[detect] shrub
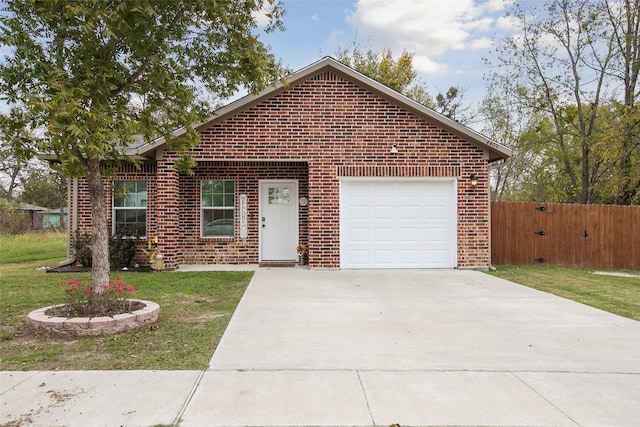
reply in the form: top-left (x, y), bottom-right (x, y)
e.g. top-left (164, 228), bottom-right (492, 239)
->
top-left (109, 231), bottom-right (137, 269)
top-left (72, 229), bottom-right (138, 268)
top-left (73, 230), bottom-right (92, 267)
top-left (57, 278), bottom-right (137, 317)
top-left (0, 200), bottom-right (30, 235)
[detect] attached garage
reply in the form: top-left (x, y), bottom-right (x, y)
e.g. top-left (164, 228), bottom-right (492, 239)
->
top-left (340, 178), bottom-right (457, 269)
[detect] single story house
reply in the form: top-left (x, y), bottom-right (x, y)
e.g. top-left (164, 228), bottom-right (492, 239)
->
top-left (67, 57), bottom-right (511, 270)
top-left (16, 203), bottom-right (48, 229)
top-left (41, 208), bottom-right (67, 229)
top-left (16, 204), bottom-right (67, 229)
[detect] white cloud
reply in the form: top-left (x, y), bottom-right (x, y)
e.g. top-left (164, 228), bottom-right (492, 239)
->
top-left (347, 0), bottom-right (511, 75)
top-left (252, 3), bottom-right (276, 28)
top-left (311, 14), bottom-right (320, 21)
top-left (467, 36), bottom-right (494, 50)
top-left (496, 14), bottom-right (520, 31)
top-left (484, 0), bottom-right (514, 13)
top-left (325, 28), bottom-right (346, 49)
top-left (412, 55), bottom-right (448, 75)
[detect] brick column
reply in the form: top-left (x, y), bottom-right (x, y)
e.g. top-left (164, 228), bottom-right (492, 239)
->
top-left (457, 161), bottom-right (490, 268)
top-left (307, 161), bottom-right (340, 269)
top-left (155, 157), bottom-right (180, 269)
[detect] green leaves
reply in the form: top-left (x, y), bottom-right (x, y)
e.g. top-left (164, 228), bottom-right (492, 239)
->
top-left (336, 45), bottom-right (416, 94)
top-left (0, 0), bottom-right (285, 176)
top-left (487, 0), bottom-right (640, 205)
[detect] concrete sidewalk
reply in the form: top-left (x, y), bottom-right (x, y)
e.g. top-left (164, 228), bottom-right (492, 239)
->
top-left (2, 268), bottom-right (640, 426)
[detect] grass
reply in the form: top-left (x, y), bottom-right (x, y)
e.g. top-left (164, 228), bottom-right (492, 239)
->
top-left (488, 265), bottom-right (640, 321)
top-left (0, 232), bottom-right (67, 264)
top-left (0, 259), bottom-right (252, 371)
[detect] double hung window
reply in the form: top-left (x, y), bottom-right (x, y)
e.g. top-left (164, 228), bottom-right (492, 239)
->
top-left (201, 180), bottom-right (234, 237)
top-left (113, 181), bottom-right (147, 236)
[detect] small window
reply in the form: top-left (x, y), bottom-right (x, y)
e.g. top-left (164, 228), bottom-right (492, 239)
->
top-left (113, 181), bottom-right (147, 237)
top-left (201, 180), bottom-right (234, 237)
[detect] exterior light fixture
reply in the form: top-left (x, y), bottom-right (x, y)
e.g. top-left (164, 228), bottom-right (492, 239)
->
top-left (470, 174), bottom-right (478, 189)
top-left (390, 144), bottom-right (398, 153)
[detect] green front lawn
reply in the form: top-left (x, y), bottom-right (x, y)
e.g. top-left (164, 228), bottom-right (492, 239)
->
top-left (0, 260), bottom-right (252, 370)
top-left (488, 265), bottom-right (640, 321)
top-left (0, 232), bottom-right (67, 264)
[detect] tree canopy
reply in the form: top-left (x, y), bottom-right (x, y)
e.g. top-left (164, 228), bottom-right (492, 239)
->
top-left (335, 44), bottom-right (471, 123)
top-left (0, 0), bottom-right (286, 288)
top-left (486, 0), bottom-right (640, 204)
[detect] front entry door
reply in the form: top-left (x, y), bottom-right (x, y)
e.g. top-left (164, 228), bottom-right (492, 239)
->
top-left (260, 180), bottom-right (298, 262)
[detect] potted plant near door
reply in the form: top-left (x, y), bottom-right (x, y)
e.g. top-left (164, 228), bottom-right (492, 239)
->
top-left (297, 244), bottom-right (308, 266)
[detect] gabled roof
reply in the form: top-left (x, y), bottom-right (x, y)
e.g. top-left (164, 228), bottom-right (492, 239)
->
top-left (17, 203), bottom-right (48, 212)
top-left (136, 57), bottom-right (512, 162)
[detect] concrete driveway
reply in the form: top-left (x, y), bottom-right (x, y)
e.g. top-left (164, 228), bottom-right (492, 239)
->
top-left (183, 268), bottom-right (640, 427)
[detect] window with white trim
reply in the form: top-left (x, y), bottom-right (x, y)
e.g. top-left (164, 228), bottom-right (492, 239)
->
top-left (201, 180), bottom-right (234, 237)
top-left (113, 180), bottom-right (147, 236)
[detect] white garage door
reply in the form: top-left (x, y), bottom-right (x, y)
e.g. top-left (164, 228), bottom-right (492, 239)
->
top-left (340, 179), bottom-right (457, 269)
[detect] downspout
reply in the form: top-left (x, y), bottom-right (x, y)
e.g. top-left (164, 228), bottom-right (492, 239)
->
top-left (59, 177), bottom-right (78, 267)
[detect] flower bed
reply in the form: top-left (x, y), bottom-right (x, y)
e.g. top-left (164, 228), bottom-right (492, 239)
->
top-left (28, 299), bottom-right (160, 337)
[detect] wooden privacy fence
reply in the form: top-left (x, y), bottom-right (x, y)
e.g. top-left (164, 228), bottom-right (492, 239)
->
top-left (491, 201), bottom-right (640, 270)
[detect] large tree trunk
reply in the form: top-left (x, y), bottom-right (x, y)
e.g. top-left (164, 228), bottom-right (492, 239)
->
top-left (86, 158), bottom-right (110, 293)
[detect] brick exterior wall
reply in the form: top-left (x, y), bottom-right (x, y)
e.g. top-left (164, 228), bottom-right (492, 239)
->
top-left (75, 69), bottom-right (490, 269)
top-left (74, 163), bottom-right (157, 267)
top-left (178, 161), bottom-right (308, 265)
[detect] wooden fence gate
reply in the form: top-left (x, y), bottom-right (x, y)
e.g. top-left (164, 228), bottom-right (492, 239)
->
top-left (491, 201), bottom-right (640, 270)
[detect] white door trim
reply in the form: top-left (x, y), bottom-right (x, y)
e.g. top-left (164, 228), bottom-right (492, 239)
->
top-left (259, 180), bottom-right (299, 262)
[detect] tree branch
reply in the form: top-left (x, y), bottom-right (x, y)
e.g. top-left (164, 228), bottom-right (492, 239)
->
top-left (109, 5), bottom-right (187, 98)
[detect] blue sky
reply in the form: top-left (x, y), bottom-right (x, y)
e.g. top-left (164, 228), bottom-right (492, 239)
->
top-left (0, 0), bottom-right (523, 126)
top-left (256, 0), bottom-right (521, 120)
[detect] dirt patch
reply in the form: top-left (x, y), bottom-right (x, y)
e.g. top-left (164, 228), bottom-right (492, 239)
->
top-left (46, 389), bottom-right (77, 404)
top-left (593, 271), bottom-right (640, 279)
top-left (0, 387), bottom-right (84, 427)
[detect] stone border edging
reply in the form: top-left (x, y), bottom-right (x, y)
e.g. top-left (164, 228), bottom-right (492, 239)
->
top-left (28, 299), bottom-right (160, 337)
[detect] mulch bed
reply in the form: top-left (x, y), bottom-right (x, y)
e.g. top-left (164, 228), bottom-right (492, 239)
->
top-left (44, 300), bottom-right (146, 317)
top-left (46, 265), bottom-right (154, 273)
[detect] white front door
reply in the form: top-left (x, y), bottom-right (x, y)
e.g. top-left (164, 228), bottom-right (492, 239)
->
top-left (260, 180), bottom-right (299, 262)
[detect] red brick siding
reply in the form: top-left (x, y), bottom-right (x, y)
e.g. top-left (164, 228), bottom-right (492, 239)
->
top-left (75, 163), bottom-right (157, 267)
top-left (178, 161), bottom-right (308, 265)
top-left (155, 156), bottom-right (181, 267)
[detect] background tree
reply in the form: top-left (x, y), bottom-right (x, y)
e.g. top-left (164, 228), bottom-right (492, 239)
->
top-left (0, 0), bottom-right (285, 290)
top-left (335, 45), bottom-right (415, 93)
top-left (0, 126), bottom-right (33, 201)
top-left (17, 162), bottom-right (67, 211)
top-left (434, 86), bottom-right (471, 124)
top-left (604, 0), bottom-right (640, 204)
top-left (481, 77), bottom-right (542, 201)
top-left (488, 0), bottom-right (640, 204)
top-left (0, 139), bottom-right (25, 202)
top-left (336, 44), bottom-right (472, 123)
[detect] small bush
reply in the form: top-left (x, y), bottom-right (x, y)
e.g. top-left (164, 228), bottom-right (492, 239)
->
top-left (72, 229), bottom-right (138, 268)
top-left (109, 231), bottom-right (137, 269)
top-left (0, 200), bottom-right (30, 235)
top-left (56, 278), bottom-right (137, 317)
top-left (73, 230), bottom-right (92, 267)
